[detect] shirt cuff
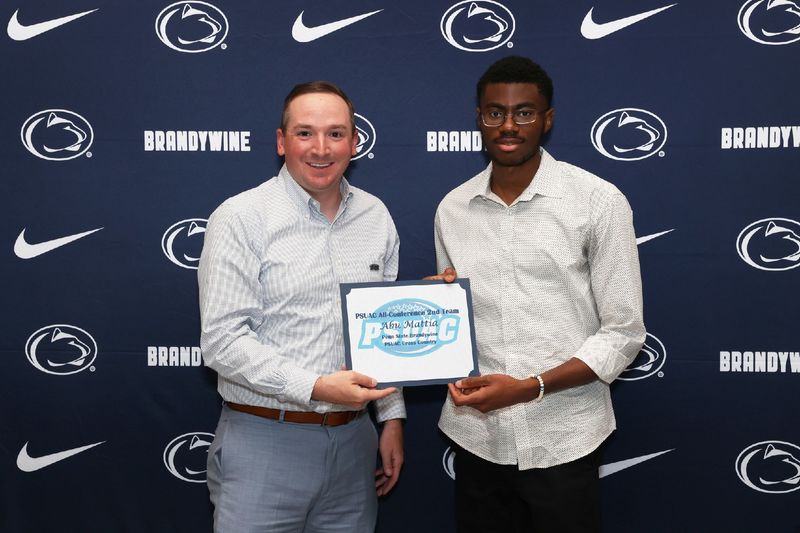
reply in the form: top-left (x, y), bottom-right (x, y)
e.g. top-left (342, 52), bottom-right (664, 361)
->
top-left (573, 343), bottom-right (634, 384)
top-left (373, 388), bottom-right (406, 422)
top-left (281, 366), bottom-right (321, 407)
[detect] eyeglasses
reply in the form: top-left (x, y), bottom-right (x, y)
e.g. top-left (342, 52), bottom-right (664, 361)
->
top-left (479, 108), bottom-right (544, 127)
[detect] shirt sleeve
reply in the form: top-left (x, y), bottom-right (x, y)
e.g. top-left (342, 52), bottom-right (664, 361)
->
top-left (373, 213), bottom-right (407, 421)
top-left (573, 190), bottom-right (646, 383)
top-left (434, 207), bottom-right (453, 273)
top-left (198, 202), bottom-right (319, 406)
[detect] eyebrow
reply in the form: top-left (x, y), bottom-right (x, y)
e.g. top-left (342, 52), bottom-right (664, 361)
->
top-left (291, 123), bottom-right (349, 130)
top-left (482, 102), bottom-right (539, 109)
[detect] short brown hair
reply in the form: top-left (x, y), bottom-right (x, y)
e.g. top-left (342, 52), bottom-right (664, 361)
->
top-left (280, 81), bottom-right (356, 133)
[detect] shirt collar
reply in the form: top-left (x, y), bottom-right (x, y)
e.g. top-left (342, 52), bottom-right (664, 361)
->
top-left (469, 148), bottom-right (564, 204)
top-left (278, 164), bottom-right (353, 219)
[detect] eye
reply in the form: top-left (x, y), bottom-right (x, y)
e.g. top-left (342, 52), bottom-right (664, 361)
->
top-left (515, 109), bottom-right (535, 119)
top-left (329, 130), bottom-right (345, 139)
top-left (295, 130), bottom-right (311, 138)
top-left (486, 109), bottom-right (504, 119)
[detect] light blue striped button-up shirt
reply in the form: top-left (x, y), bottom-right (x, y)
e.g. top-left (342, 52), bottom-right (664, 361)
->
top-left (199, 165), bottom-right (405, 422)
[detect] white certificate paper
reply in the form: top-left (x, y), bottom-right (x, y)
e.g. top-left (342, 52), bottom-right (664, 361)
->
top-left (340, 279), bottom-right (479, 387)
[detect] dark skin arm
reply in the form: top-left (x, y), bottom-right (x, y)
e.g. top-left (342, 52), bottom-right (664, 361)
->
top-left (425, 268), bottom-right (599, 413)
top-left (448, 357), bottom-right (598, 413)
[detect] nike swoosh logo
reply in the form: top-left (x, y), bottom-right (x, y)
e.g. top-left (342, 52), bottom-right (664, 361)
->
top-left (7, 8), bottom-right (98, 41)
top-left (17, 441), bottom-right (105, 472)
top-left (600, 449), bottom-right (674, 478)
top-left (636, 229), bottom-right (674, 245)
top-left (581, 4), bottom-right (676, 40)
top-left (14, 227), bottom-right (103, 259)
top-left (292, 9), bottom-right (383, 43)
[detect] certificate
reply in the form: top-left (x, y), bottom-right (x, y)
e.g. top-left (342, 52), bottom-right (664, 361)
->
top-left (340, 279), bottom-right (479, 387)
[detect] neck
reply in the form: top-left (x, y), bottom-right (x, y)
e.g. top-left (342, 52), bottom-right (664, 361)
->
top-left (489, 150), bottom-right (542, 205)
top-left (314, 189), bottom-right (342, 222)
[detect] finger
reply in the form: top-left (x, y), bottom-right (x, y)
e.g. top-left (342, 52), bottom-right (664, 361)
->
top-left (375, 473), bottom-right (388, 492)
top-left (423, 267), bottom-right (457, 282)
top-left (362, 387), bottom-right (396, 402)
top-left (349, 371), bottom-right (378, 388)
top-left (456, 386), bottom-right (485, 407)
top-left (379, 470), bottom-right (400, 495)
top-left (447, 383), bottom-right (463, 399)
top-left (455, 376), bottom-right (487, 389)
top-left (449, 384), bottom-right (473, 406)
top-left (377, 458), bottom-right (402, 496)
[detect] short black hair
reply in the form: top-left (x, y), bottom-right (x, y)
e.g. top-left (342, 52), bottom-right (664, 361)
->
top-left (281, 81), bottom-right (355, 133)
top-left (477, 56), bottom-right (553, 107)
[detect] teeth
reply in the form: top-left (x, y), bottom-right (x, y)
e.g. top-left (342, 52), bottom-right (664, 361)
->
top-left (308, 162), bottom-right (330, 168)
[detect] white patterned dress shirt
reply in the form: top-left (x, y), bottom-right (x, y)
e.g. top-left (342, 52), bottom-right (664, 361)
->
top-left (199, 165), bottom-right (405, 422)
top-left (435, 149), bottom-right (645, 469)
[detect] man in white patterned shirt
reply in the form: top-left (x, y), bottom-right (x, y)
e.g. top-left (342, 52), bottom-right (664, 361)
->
top-left (198, 81), bottom-right (405, 532)
top-left (430, 57), bottom-right (645, 532)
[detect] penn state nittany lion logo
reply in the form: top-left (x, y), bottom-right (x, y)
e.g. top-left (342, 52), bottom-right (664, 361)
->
top-left (441, 1), bottom-right (515, 52)
top-left (618, 332), bottom-right (666, 381)
top-left (21, 110), bottom-right (93, 161)
top-left (353, 113), bottom-right (377, 161)
top-left (25, 324), bottom-right (98, 375)
top-left (738, 0), bottom-right (800, 45)
top-left (442, 447), bottom-right (457, 480)
top-left (737, 218), bottom-right (800, 271)
top-left (736, 441), bottom-right (800, 493)
top-left (161, 218), bottom-right (207, 270)
top-left (156, 2), bottom-right (228, 53)
top-left (591, 108), bottom-right (667, 161)
top-left (163, 432), bottom-right (214, 483)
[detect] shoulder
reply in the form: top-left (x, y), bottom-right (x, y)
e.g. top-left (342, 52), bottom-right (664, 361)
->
top-left (437, 167), bottom-right (486, 216)
top-left (348, 183), bottom-right (394, 221)
top-left (208, 178), bottom-right (278, 230)
top-left (550, 156), bottom-right (627, 208)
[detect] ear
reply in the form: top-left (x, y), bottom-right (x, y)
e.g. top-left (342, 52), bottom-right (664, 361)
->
top-left (350, 130), bottom-right (358, 157)
top-left (276, 128), bottom-right (285, 156)
top-left (543, 108), bottom-right (554, 134)
top-left (475, 106), bottom-right (481, 128)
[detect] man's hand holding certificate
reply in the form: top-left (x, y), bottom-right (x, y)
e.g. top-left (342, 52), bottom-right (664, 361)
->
top-left (340, 279), bottom-right (478, 387)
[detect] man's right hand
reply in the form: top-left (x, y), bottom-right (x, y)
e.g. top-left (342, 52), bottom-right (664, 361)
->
top-left (311, 371), bottom-right (397, 409)
top-left (423, 266), bottom-right (457, 282)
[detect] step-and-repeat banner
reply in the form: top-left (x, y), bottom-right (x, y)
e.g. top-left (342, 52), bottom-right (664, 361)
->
top-left (2, 1), bottom-right (798, 531)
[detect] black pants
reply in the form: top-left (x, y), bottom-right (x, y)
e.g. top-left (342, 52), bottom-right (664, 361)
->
top-left (454, 445), bottom-right (602, 533)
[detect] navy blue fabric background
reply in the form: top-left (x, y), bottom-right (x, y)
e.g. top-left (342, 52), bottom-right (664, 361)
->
top-left (2, 1), bottom-right (799, 531)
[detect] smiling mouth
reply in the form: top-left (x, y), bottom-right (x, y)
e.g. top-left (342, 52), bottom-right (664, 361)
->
top-left (306, 162), bottom-right (333, 169)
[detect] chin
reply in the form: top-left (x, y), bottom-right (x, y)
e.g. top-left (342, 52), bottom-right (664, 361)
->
top-left (492, 154), bottom-right (529, 167)
top-left (492, 149), bottom-right (537, 167)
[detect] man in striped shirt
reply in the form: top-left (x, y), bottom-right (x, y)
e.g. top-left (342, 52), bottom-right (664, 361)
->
top-left (199, 81), bottom-right (405, 532)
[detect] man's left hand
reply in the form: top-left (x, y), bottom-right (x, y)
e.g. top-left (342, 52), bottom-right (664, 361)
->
top-left (448, 374), bottom-right (535, 413)
top-left (375, 418), bottom-right (404, 496)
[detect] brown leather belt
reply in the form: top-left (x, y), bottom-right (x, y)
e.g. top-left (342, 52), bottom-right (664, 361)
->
top-left (226, 402), bottom-right (364, 427)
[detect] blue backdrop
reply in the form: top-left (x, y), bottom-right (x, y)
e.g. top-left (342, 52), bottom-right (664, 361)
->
top-left (2, 1), bottom-right (799, 531)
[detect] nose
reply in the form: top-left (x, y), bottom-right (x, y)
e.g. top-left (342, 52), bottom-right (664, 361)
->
top-left (500, 113), bottom-right (518, 131)
top-left (311, 133), bottom-right (329, 155)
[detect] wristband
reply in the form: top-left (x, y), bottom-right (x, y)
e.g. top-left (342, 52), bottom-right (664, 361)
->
top-left (529, 374), bottom-right (544, 402)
